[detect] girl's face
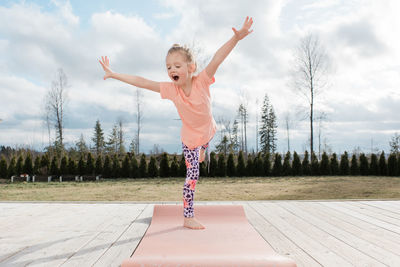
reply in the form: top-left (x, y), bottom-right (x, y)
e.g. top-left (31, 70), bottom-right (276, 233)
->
top-left (166, 52), bottom-right (195, 86)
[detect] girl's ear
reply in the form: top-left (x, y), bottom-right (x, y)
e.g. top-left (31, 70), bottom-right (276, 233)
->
top-left (189, 63), bottom-right (197, 73)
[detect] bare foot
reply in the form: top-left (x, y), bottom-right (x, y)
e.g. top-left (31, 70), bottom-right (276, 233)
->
top-left (199, 148), bottom-right (205, 163)
top-left (184, 217), bottom-right (205, 230)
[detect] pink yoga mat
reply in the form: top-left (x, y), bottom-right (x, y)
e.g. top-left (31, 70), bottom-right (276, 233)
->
top-left (122, 205), bottom-right (297, 267)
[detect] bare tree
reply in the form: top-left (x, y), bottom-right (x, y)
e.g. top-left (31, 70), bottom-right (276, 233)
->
top-left (284, 112), bottom-right (292, 153)
top-left (117, 117), bottom-right (126, 155)
top-left (134, 88), bottom-right (144, 155)
top-left (292, 34), bottom-right (330, 154)
top-left (44, 68), bottom-right (69, 155)
top-left (316, 111), bottom-right (328, 159)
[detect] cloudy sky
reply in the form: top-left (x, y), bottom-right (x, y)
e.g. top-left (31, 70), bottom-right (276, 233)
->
top-left (0, 0), bottom-right (399, 155)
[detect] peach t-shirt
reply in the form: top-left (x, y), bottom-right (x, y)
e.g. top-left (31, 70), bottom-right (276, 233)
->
top-left (160, 69), bottom-right (217, 149)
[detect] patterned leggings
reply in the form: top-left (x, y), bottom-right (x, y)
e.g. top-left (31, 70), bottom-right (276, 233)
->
top-left (182, 141), bottom-right (209, 218)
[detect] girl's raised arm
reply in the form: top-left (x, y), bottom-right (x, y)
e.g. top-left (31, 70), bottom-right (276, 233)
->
top-left (99, 56), bottom-right (160, 93)
top-left (205, 16), bottom-right (253, 79)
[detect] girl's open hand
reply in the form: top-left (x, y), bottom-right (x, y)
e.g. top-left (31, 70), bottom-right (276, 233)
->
top-left (232, 16), bottom-right (254, 41)
top-left (99, 56), bottom-right (114, 80)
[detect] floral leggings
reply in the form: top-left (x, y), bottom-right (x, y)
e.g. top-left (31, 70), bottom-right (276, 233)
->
top-left (182, 141), bottom-right (209, 218)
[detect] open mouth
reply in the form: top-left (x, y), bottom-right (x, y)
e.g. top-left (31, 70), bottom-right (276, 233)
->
top-left (172, 75), bottom-right (179, 81)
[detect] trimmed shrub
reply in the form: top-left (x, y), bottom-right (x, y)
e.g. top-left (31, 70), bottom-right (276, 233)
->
top-left (77, 156), bottom-right (86, 176)
top-left (359, 153), bottom-right (369, 175)
top-left (378, 151), bottom-right (387, 176)
top-left (50, 156), bottom-right (60, 176)
top-left (86, 153), bottom-right (95, 175)
top-left (387, 153), bottom-right (398, 176)
top-left (369, 153), bottom-right (379, 175)
top-left (121, 154), bottom-right (131, 178)
top-left (148, 156), bottom-right (159, 178)
top-left (245, 154), bottom-right (254, 177)
top-left (350, 154), bottom-right (359, 175)
top-left (310, 152), bottom-right (319, 175)
top-left (139, 154), bottom-right (148, 178)
top-left (95, 155), bottom-right (103, 176)
top-left (0, 156), bottom-right (7, 178)
top-left (302, 151), bottom-right (311, 176)
top-left (236, 151), bottom-right (246, 177)
top-left (23, 153), bottom-right (33, 175)
top-left (292, 151), bottom-right (302, 176)
top-left (263, 152), bottom-right (271, 176)
top-left (60, 156), bottom-right (68, 175)
top-left (330, 153), bottom-right (339, 175)
top-left (340, 152), bottom-right (350, 175)
top-left (226, 152), bottom-right (236, 177)
top-left (209, 152), bottom-right (217, 177)
top-left (103, 155), bottom-right (112, 178)
top-left (170, 155), bottom-right (179, 177)
top-left (217, 153), bottom-right (226, 177)
top-left (319, 152), bottom-right (330, 175)
top-left (282, 152), bottom-right (291, 176)
top-left (159, 152), bottom-right (169, 177)
top-left (254, 152), bottom-right (264, 177)
top-left (272, 153), bottom-right (282, 176)
top-left (68, 157), bottom-right (76, 175)
top-left (130, 154), bottom-right (139, 178)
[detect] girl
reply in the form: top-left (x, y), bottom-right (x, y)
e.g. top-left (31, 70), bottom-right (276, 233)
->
top-left (99, 16), bottom-right (253, 230)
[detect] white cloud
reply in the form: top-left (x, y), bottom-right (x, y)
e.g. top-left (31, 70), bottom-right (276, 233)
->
top-left (0, 0), bottom-right (399, 154)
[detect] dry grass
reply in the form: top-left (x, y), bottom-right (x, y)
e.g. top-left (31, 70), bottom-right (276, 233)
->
top-left (1, 176), bottom-right (400, 201)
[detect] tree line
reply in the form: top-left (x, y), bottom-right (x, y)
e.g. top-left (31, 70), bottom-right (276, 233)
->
top-left (1, 150), bottom-right (399, 179)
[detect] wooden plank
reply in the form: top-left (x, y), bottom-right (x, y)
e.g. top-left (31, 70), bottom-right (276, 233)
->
top-left (92, 204), bottom-right (154, 267)
top-left (0, 203), bottom-right (142, 266)
top-left (245, 202), bottom-right (321, 267)
top-left (361, 201), bottom-right (400, 216)
top-left (320, 202), bottom-right (400, 235)
top-left (279, 201), bottom-right (395, 266)
top-left (60, 204), bottom-right (146, 266)
top-left (253, 202), bottom-right (352, 266)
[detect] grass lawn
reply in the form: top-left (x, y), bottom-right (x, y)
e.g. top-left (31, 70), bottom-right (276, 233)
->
top-left (1, 176), bottom-right (400, 201)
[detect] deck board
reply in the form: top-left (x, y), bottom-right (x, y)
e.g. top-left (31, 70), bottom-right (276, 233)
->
top-left (1, 200), bottom-right (400, 267)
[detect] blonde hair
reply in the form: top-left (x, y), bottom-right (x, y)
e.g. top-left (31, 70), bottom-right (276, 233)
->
top-left (167, 44), bottom-right (197, 72)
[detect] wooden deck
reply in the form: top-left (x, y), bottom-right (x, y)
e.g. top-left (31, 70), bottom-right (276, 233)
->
top-left (0, 200), bottom-right (399, 266)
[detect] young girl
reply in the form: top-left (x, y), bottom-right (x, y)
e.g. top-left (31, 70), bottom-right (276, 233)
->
top-left (99, 16), bottom-right (253, 230)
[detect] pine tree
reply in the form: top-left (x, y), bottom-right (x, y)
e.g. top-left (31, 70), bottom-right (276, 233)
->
top-left (292, 151), bottom-right (302, 176)
top-left (227, 152), bottom-right (236, 177)
top-left (209, 152), bottom-right (218, 177)
top-left (282, 152), bottom-right (291, 176)
top-left (95, 155), bottom-right (103, 176)
top-left (230, 119), bottom-right (240, 153)
top-left (217, 153), bottom-right (227, 177)
top-left (263, 152), bottom-right (271, 176)
top-left (319, 152), bottom-right (330, 175)
top-left (68, 157), bottom-right (76, 175)
top-left (121, 154), bottom-right (131, 178)
top-left (92, 119), bottom-right (105, 155)
top-left (0, 156), bottom-right (7, 178)
top-left (76, 134), bottom-right (88, 156)
top-left (170, 155), bottom-right (179, 178)
top-left (302, 151), bottom-right (311, 176)
top-left (272, 153), bottom-right (282, 176)
top-left (340, 152), bottom-right (350, 175)
top-left (103, 155), bottom-right (112, 178)
top-left (350, 154), bottom-right (359, 175)
top-left (215, 135), bottom-right (229, 156)
top-left (387, 153), bottom-right (397, 176)
top-left (200, 161), bottom-right (207, 177)
top-left (139, 153), bottom-right (148, 178)
top-left (77, 155), bottom-right (86, 176)
top-left (236, 151), bottom-right (246, 177)
top-left (86, 152), bottom-right (95, 175)
top-left (148, 156), bottom-right (158, 178)
top-left (106, 124), bottom-right (119, 154)
top-left (310, 152), bottom-right (319, 176)
top-left (359, 153), bottom-right (369, 175)
top-left (159, 152), bottom-right (170, 177)
top-left (60, 156), bottom-right (68, 175)
top-left (259, 94), bottom-right (277, 154)
top-left (369, 153), bottom-right (379, 175)
top-left (330, 153), bottom-right (339, 175)
top-left (379, 151), bottom-right (387, 176)
top-left (23, 153), bottom-right (33, 175)
top-left (112, 154), bottom-right (120, 178)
